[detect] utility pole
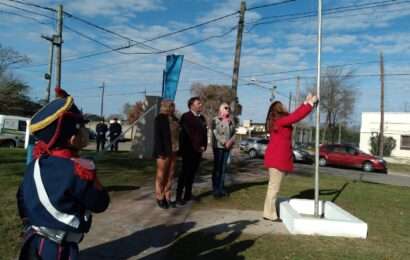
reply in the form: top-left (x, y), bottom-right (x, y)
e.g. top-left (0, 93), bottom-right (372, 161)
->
top-left (269, 85), bottom-right (277, 102)
top-left (99, 82), bottom-right (105, 119)
top-left (55, 4), bottom-right (63, 91)
top-left (379, 52), bottom-right (385, 157)
top-left (41, 35), bottom-right (56, 103)
top-left (288, 91), bottom-right (293, 111)
top-left (295, 76), bottom-right (301, 108)
top-left (293, 76), bottom-right (301, 144)
top-left (338, 123), bottom-right (342, 144)
top-left (231, 1), bottom-right (246, 116)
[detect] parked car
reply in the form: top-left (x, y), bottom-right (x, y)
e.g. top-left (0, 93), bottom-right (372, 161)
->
top-left (293, 148), bottom-right (314, 164)
top-left (88, 128), bottom-right (97, 140)
top-left (0, 114), bottom-right (29, 148)
top-left (319, 144), bottom-right (387, 173)
top-left (240, 137), bottom-right (268, 158)
top-left (241, 137), bottom-right (314, 163)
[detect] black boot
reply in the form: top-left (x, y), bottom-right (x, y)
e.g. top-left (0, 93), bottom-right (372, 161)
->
top-left (162, 199), bottom-right (169, 209)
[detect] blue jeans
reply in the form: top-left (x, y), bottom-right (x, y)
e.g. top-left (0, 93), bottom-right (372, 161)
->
top-left (212, 148), bottom-right (230, 195)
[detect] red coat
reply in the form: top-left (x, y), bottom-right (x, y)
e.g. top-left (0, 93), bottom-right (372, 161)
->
top-left (264, 103), bottom-right (313, 172)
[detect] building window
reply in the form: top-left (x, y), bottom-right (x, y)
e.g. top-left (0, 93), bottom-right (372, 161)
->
top-left (18, 121), bottom-right (27, 132)
top-left (400, 135), bottom-right (410, 150)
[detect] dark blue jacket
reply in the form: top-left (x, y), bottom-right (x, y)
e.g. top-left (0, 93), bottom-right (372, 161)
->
top-left (17, 154), bottom-right (110, 234)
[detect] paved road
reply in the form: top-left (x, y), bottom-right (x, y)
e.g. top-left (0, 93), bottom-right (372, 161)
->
top-left (294, 163), bottom-right (410, 187)
top-left (233, 155), bottom-right (410, 187)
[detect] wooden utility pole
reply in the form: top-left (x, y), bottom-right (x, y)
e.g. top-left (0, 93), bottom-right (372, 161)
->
top-left (41, 35), bottom-right (56, 103)
top-left (231, 1), bottom-right (246, 115)
top-left (379, 52), bottom-right (385, 157)
top-left (99, 82), bottom-right (105, 119)
top-left (55, 4), bottom-right (63, 90)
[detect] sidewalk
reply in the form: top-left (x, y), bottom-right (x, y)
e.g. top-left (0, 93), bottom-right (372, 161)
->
top-left (79, 170), bottom-right (287, 259)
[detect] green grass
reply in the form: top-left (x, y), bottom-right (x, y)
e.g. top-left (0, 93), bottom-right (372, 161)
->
top-left (0, 148), bottom-right (156, 260)
top-left (388, 163), bottom-right (410, 175)
top-left (2, 149), bottom-right (410, 259)
top-left (175, 171), bottom-right (410, 259)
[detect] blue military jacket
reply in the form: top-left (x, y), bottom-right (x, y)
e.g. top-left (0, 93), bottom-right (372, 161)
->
top-left (17, 151), bottom-right (110, 234)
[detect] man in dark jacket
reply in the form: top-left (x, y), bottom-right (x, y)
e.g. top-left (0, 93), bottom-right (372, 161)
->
top-left (95, 120), bottom-right (108, 152)
top-left (176, 97), bottom-right (207, 205)
top-left (109, 118), bottom-right (122, 152)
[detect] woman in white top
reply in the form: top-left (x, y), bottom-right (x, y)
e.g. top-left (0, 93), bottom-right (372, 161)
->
top-left (211, 103), bottom-right (235, 197)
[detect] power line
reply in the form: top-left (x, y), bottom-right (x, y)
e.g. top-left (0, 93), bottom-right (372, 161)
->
top-left (122, 26), bottom-right (238, 55)
top-left (0, 1), bottom-right (54, 20)
top-left (247, 0), bottom-right (296, 11)
top-left (4, 0), bottom-right (56, 12)
top-left (246, 0), bottom-right (410, 30)
top-left (255, 72), bottom-right (410, 84)
top-left (242, 60), bottom-right (381, 78)
top-left (64, 10), bottom-right (236, 54)
top-left (242, 58), bottom-right (410, 78)
top-left (251, 0), bottom-right (407, 24)
top-left (0, 9), bottom-right (49, 25)
top-left (140, 11), bottom-right (239, 43)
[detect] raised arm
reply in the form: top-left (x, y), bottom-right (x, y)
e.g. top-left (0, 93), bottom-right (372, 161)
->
top-left (275, 103), bottom-right (313, 127)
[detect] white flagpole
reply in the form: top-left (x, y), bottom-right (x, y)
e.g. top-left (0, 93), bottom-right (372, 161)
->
top-left (314, 0), bottom-right (323, 217)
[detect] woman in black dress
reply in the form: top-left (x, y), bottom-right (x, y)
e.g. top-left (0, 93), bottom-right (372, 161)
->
top-left (153, 100), bottom-right (180, 208)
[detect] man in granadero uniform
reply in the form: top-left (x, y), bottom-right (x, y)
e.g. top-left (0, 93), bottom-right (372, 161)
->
top-left (95, 120), bottom-right (108, 152)
top-left (17, 87), bottom-right (110, 260)
top-left (109, 118), bottom-right (122, 152)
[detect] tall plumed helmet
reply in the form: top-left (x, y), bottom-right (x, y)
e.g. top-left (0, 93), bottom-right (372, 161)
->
top-left (30, 87), bottom-right (87, 153)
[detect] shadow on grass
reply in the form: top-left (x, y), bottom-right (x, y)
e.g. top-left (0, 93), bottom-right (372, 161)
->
top-left (291, 182), bottom-right (350, 203)
top-left (195, 180), bottom-right (268, 201)
top-left (80, 222), bottom-right (196, 260)
top-left (105, 185), bottom-right (140, 192)
top-left (80, 220), bottom-right (256, 260)
top-left (144, 220), bottom-right (257, 260)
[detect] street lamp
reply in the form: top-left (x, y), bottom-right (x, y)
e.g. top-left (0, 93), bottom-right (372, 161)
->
top-left (247, 78), bottom-right (277, 102)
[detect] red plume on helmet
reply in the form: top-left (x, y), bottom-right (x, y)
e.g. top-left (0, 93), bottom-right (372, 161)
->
top-left (55, 86), bottom-right (69, 98)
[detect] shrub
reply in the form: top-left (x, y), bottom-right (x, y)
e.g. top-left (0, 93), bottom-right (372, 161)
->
top-left (370, 134), bottom-right (396, 156)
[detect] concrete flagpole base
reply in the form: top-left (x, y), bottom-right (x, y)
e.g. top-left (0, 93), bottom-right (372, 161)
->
top-left (280, 199), bottom-right (368, 239)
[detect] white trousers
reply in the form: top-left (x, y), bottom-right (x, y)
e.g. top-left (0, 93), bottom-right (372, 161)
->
top-left (263, 168), bottom-right (284, 220)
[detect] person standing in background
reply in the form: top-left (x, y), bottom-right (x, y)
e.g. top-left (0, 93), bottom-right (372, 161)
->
top-left (95, 120), bottom-right (108, 152)
top-left (176, 97), bottom-right (207, 205)
top-left (211, 103), bottom-right (235, 198)
top-left (153, 100), bottom-right (180, 209)
top-left (109, 118), bottom-right (122, 152)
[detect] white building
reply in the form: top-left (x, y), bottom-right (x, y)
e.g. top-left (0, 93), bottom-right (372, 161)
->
top-left (360, 112), bottom-right (410, 158)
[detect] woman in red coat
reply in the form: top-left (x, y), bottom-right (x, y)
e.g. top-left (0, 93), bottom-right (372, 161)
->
top-left (263, 93), bottom-right (317, 221)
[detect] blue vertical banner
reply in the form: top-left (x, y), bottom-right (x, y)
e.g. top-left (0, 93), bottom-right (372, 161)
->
top-left (162, 54), bottom-right (184, 101)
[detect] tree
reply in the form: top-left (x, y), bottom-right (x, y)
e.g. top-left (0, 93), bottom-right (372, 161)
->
top-left (191, 83), bottom-right (236, 125)
top-left (0, 75), bottom-right (41, 116)
top-left (0, 44), bottom-right (30, 75)
top-left (0, 45), bottom-right (39, 116)
top-left (124, 101), bottom-right (145, 124)
top-left (308, 68), bottom-right (357, 144)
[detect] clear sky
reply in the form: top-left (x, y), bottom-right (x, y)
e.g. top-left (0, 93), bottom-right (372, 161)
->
top-left (1, 0), bottom-right (410, 125)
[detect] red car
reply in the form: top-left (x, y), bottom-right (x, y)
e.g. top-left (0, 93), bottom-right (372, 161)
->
top-left (319, 144), bottom-right (387, 173)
